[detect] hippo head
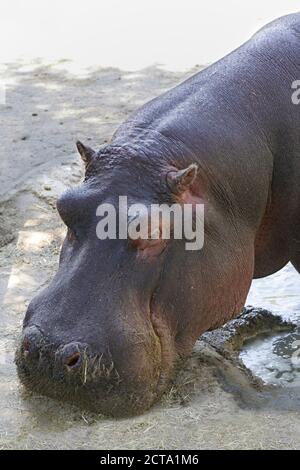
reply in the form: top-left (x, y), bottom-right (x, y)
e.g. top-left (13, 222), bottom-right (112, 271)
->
top-left (15, 140), bottom-right (239, 416)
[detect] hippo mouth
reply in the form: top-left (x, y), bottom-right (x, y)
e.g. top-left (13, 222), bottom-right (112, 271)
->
top-left (15, 310), bottom-right (175, 417)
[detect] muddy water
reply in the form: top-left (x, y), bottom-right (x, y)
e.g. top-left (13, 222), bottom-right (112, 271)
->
top-left (242, 265), bottom-right (300, 388)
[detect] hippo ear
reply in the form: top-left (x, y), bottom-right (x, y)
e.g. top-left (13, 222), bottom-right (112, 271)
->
top-left (76, 141), bottom-right (96, 165)
top-left (166, 164), bottom-right (198, 194)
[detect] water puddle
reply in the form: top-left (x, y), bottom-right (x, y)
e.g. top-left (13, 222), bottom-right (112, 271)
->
top-left (241, 263), bottom-right (300, 386)
top-left (241, 330), bottom-right (300, 387)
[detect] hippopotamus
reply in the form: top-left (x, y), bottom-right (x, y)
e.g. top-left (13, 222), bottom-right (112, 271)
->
top-left (16, 13), bottom-right (300, 416)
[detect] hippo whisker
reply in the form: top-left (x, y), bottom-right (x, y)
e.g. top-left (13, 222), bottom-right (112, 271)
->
top-left (90, 353), bottom-right (104, 380)
top-left (114, 368), bottom-right (121, 384)
top-left (89, 354), bottom-right (100, 379)
top-left (82, 351), bottom-right (88, 385)
top-left (105, 361), bottom-right (115, 379)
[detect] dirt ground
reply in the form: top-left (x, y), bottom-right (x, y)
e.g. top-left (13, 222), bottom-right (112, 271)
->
top-left (1, 60), bottom-right (300, 450)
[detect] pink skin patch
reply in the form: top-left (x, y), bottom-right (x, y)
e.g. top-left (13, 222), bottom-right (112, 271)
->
top-left (178, 187), bottom-right (204, 207)
top-left (130, 165), bottom-right (204, 260)
top-left (166, 165), bottom-right (204, 207)
top-left (130, 222), bottom-right (167, 260)
top-left (131, 194), bottom-right (203, 261)
top-left (134, 238), bottom-right (168, 260)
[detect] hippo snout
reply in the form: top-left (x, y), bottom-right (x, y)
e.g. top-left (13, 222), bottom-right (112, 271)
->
top-left (15, 320), bottom-right (165, 417)
top-left (17, 327), bottom-right (116, 384)
top-left (22, 329), bottom-right (84, 369)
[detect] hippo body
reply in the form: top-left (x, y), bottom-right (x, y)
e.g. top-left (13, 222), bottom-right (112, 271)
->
top-left (16, 13), bottom-right (300, 416)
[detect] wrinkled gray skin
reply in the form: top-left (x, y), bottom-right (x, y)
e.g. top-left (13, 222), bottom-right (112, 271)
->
top-left (16, 14), bottom-right (300, 416)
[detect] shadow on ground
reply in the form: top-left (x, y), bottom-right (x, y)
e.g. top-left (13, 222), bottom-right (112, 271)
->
top-left (0, 60), bottom-right (197, 196)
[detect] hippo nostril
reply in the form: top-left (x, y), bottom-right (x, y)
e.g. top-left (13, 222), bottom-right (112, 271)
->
top-left (65, 352), bottom-right (81, 368)
top-left (21, 325), bottom-right (43, 357)
top-left (58, 342), bottom-right (86, 369)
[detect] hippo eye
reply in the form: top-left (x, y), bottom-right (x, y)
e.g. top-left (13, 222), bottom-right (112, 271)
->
top-left (129, 236), bottom-right (167, 259)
